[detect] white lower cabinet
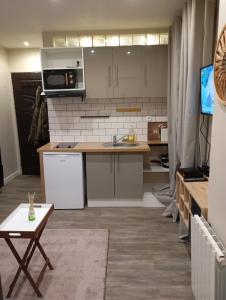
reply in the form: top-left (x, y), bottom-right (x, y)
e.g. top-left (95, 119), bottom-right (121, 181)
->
top-left (43, 152), bottom-right (84, 209)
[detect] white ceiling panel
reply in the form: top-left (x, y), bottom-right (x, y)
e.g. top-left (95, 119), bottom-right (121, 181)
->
top-left (0, 0), bottom-right (186, 48)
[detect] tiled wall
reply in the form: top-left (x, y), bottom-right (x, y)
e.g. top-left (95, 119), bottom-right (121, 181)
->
top-left (47, 97), bottom-right (167, 142)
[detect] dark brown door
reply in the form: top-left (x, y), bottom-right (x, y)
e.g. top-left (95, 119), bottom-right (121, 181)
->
top-left (11, 73), bottom-right (49, 175)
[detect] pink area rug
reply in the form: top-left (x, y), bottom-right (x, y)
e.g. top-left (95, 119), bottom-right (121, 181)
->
top-left (0, 229), bottom-right (108, 299)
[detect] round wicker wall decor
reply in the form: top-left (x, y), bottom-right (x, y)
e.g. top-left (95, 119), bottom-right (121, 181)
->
top-left (214, 24), bottom-right (226, 105)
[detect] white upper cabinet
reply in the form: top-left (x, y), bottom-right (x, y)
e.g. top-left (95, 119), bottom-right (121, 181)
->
top-left (84, 47), bottom-right (113, 98)
top-left (40, 47), bottom-right (85, 93)
top-left (142, 45), bottom-right (168, 97)
top-left (83, 45), bottom-right (168, 99)
top-left (113, 46), bottom-right (143, 98)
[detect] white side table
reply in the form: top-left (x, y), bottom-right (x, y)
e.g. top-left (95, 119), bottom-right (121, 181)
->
top-left (0, 203), bottom-right (54, 298)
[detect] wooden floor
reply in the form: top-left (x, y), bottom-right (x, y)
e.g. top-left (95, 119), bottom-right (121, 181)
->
top-left (0, 176), bottom-right (194, 300)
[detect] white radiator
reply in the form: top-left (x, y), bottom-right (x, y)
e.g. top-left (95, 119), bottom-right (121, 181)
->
top-left (191, 215), bottom-right (226, 300)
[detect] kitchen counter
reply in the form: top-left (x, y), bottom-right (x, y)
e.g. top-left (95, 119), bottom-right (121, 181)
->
top-left (37, 142), bottom-right (150, 153)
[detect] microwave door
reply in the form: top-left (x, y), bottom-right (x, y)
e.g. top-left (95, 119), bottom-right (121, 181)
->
top-left (43, 70), bottom-right (76, 90)
top-left (45, 74), bottom-right (66, 90)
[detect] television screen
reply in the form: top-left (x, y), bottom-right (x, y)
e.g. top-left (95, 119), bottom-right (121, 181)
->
top-left (200, 64), bottom-right (214, 115)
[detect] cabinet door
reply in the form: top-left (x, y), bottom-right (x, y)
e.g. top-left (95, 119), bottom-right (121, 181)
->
top-left (114, 153), bottom-right (143, 199)
top-left (84, 47), bottom-right (113, 98)
top-left (142, 45), bottom-right (168, 97)
top-left (113, 46), bottom-right (142, 98)
top-left (86, 153), bottom-right (114, 199)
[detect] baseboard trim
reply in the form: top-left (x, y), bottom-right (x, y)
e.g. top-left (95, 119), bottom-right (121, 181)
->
top-left (4, 170), bottom-right (20, 185)
top-left (88, 195), bottom-right (165, 208)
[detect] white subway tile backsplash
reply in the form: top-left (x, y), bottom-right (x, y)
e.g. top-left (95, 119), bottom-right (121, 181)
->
top-left (59, 98), bottom-right (73, 105)
top-left (99, 123), bottom-right (111, 129)
top-left (67, 130), bottom-right (81, 135)
top-left (94, 129), bottom-right (106, 136)
top-left (76, 136), bottom-right (87, 142)
top-left (55, 130), bottom-right (68, 135)
top-left (91, 104), bottom-right (104, 110)
top-left (81, 130), bottom-right (93, 136)
top-left (67, 104), bottom-right (79, 110)
top-left (62, 135), bottom-right (75, 142)
top-left (48, 117), bottom-right (55, 124)
top-left (105, 104), bottom-right (116, 110)
top-left (74, 123), bottom-right (86, 130)
top-left (86, 135), bottom-right (100, 142)
top-left (78, 104), bottom-right (92, 110)
top-left (106, 129), bottom-right (117, 135)
top-left (53, 104), bottom-right (67, 111)
top-left (60, 111), bottom-right (74, 117)
top-left (135, 129), bottom-right (143, 135)
top-left (118, 129), bottom-right (129, 135)
top-left (136, 122), bottom-right (147, 129)
top-left (47, 97), bottom-right (167, 143)
top-left (99, 136), bottom-right (112, 142)
top-left (111, 123), bottom-right (124, 129)
top-left (50, 135), bottom-right (63, 142)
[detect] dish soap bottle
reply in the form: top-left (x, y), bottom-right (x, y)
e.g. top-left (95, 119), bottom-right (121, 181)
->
top-left (128, 125), bottom-right (135, 143)
top-left (28, 192), bottom-right (36, 221)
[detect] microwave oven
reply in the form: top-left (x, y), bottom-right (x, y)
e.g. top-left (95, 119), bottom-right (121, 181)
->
top-left (42, 69), bottom-right (77, 91)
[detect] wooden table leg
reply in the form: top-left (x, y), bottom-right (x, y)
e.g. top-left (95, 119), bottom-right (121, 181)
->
top-left (6, 239), bottom-right (34, 298)
top-left (37, 242), bottom-right (54, 270)
top-left (5, 238), bottom-right (42, 298)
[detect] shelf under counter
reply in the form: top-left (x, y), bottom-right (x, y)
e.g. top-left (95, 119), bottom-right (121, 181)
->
top-left (148, 140), bottom-right (168, 146)
top-left (143, 165), bottom-right (169, 173)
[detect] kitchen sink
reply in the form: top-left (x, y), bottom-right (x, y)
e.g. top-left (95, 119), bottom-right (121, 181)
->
top-left (103, 142), bottom-right (139, 147)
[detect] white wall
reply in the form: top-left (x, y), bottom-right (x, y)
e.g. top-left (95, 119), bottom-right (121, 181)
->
top-left (7, 48), bottom-right (41, 72)
top-left (208, 0), bottom-right (226, 245)
top-left (0, 48), bottom-right (20, 182)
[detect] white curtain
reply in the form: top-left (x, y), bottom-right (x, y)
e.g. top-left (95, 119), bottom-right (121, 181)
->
top-left (153, 17), bottom-right (182, 221)
top-left (154, 0), bottom-right (216, 223)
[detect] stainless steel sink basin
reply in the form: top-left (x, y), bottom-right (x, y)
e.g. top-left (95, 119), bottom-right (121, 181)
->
top-left (103, 142), bottom-right (139, 147)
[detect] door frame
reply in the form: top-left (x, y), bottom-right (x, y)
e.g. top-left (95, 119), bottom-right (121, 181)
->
top-left (11, 72), bottom-right (44, 176)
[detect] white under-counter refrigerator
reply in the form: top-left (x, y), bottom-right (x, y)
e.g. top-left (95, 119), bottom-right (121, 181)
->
top-left (43, 152), bottom-right (84, 209)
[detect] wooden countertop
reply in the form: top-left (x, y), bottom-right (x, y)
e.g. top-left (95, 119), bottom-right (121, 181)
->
top-left (37, 142), bottom-right (150, 153)
top-left (184, 180), bottom-right (208, 211)
top-left (177, 172), bottom-right (208, 210)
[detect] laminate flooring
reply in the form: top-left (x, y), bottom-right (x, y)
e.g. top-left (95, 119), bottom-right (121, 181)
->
top-left (0, 176), bottom-right (194, 300)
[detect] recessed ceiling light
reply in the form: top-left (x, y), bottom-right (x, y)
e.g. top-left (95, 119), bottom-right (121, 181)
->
top-left (24, 41), bottom-right (29, 47)
top-left (90, 49), bottom-right (95, 54)
top-left (126, 51), bottom-right (131, 55)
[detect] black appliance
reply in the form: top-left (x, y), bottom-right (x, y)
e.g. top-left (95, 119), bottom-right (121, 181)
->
top-left (178, 168), bottom-right (208, 182)
top-left (43, 69), bottom-right (77, 90)
top-left (55, 142), bottom-right (78, 149)
top-left (0, 148), bottom-right (3, 188)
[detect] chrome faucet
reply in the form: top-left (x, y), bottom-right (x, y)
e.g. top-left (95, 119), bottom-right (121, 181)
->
top-left (113, 135), bottom-right (128, 146)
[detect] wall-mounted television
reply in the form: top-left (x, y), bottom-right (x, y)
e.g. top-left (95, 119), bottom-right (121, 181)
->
top-left (200, 64), bottom-right (214, 115)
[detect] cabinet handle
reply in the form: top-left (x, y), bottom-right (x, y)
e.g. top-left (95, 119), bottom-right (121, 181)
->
top-left (116, 65), bottom-right (119, 86)
top-left (110, 154), bottom-right (113, 173)
top-left (144, 64), bottom-right (148, 87)
top-left (117, 154), bottom-right (120, 173)
top-left (115, 65), bottom-right (119, 87)
top-left (108, 66), bottom-right (112, 87)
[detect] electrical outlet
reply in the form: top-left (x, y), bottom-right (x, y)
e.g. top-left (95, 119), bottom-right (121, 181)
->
top-left (146, 116), bottom-right (153, 122)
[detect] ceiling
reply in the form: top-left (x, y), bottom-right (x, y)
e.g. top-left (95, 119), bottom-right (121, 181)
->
top-left (0, 0), bottom-right (186, 48)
